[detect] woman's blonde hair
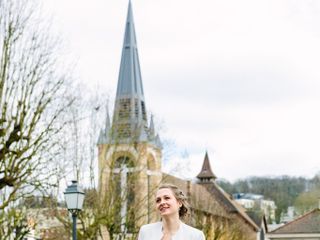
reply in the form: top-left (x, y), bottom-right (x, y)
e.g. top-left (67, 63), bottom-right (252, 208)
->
top-left (158, 183), bottom-right (190, 219)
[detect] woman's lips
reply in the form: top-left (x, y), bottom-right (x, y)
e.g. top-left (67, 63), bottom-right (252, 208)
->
top-left (159, 206), bottom-right (169, 212)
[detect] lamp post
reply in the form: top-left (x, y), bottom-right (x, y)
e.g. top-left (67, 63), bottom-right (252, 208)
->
top-left (64, 180), bottom-right (85, 240)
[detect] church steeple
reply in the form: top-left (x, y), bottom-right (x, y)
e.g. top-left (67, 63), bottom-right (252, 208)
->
top-left (98, 2), bottom-right (163, 228)
top-left (197, 151), bottom-right (217, 183)
top-left (112, 0), bottom-right (148, 141)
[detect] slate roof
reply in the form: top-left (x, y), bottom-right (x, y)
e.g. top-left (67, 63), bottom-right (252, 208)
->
top-left (247, 211), bottom-right (268, 232)
top-left (116, 0), bottom-right (144, 99)
top-left (203, 181), bottom-right (260, 231)
top-left (270, 208), bottom-right (320, 234)
top-left (105, 1), bottom-right (161, 147)
top-left (111, 0), bottom-right (147, 140)
top-left (204, 182), bottom-right (238, 213)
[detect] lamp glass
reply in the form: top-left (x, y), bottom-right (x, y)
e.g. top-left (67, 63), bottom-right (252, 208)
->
top-left (64, 180), bottom-right (85, 211)
top-left (65, 193), bottom-right (79, 210)
top-left (77, 193), bottom-right (85, 210)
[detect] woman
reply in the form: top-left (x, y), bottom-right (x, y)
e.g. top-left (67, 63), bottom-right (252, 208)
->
top-left (138, 183), bottom-right (205, 240)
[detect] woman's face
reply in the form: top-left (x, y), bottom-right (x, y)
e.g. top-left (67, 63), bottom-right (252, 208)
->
top-left (155, 188), bottom-right (182, 218)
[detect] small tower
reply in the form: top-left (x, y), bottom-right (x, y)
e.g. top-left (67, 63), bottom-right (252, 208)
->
top-left (98, 0), bottom-right (162, 231)
top-left (197, 151), bottom-right (217, 183)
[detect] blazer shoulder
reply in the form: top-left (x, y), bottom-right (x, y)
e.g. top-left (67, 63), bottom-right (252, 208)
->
top-left (182, 223), bottom-right (205, 239)
top-left (140, 222), bottom-right (162, 233)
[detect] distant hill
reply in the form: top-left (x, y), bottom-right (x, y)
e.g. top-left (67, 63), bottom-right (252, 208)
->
top-left (217, 174), bottom-right (320, 223)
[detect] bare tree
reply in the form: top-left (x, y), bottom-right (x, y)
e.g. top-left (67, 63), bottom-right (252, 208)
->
top-left (0, 0), bottom-right (73, 238)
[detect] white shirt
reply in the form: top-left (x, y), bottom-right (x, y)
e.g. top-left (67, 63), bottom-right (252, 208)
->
top-left (138, 221), bottom-right (205, 240)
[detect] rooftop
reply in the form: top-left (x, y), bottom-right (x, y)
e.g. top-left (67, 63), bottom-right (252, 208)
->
top-left (270, 208), bottom-right (320, 234)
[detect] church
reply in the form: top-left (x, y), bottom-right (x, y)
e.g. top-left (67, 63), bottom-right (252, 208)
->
top-left (97, 1), bottom-right (261, 239)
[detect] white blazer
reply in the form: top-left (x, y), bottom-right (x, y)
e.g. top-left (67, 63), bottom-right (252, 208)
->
top-left (138, 221), bottom-right (205, 240)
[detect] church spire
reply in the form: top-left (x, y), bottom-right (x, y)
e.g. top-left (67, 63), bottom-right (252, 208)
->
top-left (112, 1), bottom-right (148, 141)
top-left (97, 104), bottom-right (111, 145)
top-left (116, 0), bottom-right (144, 99)
top-left (197, 151), bottom-right (217, 183)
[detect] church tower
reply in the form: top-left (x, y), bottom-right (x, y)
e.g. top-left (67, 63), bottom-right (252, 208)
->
top-left (97, 0), bottom-right (162, 231)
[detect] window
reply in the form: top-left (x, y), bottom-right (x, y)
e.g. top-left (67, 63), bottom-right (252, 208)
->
top-left (118, 99), bottom-right (131, 119)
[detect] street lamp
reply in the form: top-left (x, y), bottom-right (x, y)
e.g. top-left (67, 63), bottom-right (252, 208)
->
top-left (64, 180), bottom-right (85, 240)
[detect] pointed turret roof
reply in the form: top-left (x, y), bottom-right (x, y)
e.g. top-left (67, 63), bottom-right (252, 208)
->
top-left (97, 105), bottom-right (111, 144)
top-left (197, 152), bottom-right (217, 181)
top-left (112, 1), bottom-right (148, 141)
top-left (149, 115), bottom-right (155, 137)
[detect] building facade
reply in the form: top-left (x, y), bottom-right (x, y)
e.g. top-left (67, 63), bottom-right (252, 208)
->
top-left (234, 193), bottom-right (277, 223)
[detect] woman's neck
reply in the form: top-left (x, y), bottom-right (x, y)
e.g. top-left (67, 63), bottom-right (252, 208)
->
top-left (162, 215), bottom-right (181, 235)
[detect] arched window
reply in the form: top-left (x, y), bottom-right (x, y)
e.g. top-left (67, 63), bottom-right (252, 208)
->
top-left (147, 156), bottom-right (156, 171)
top-left (115, 156), bottom-right (132, 168)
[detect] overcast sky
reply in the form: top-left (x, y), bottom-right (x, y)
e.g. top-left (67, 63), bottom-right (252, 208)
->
top-left (43, 0), bottom-right (320, 182)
